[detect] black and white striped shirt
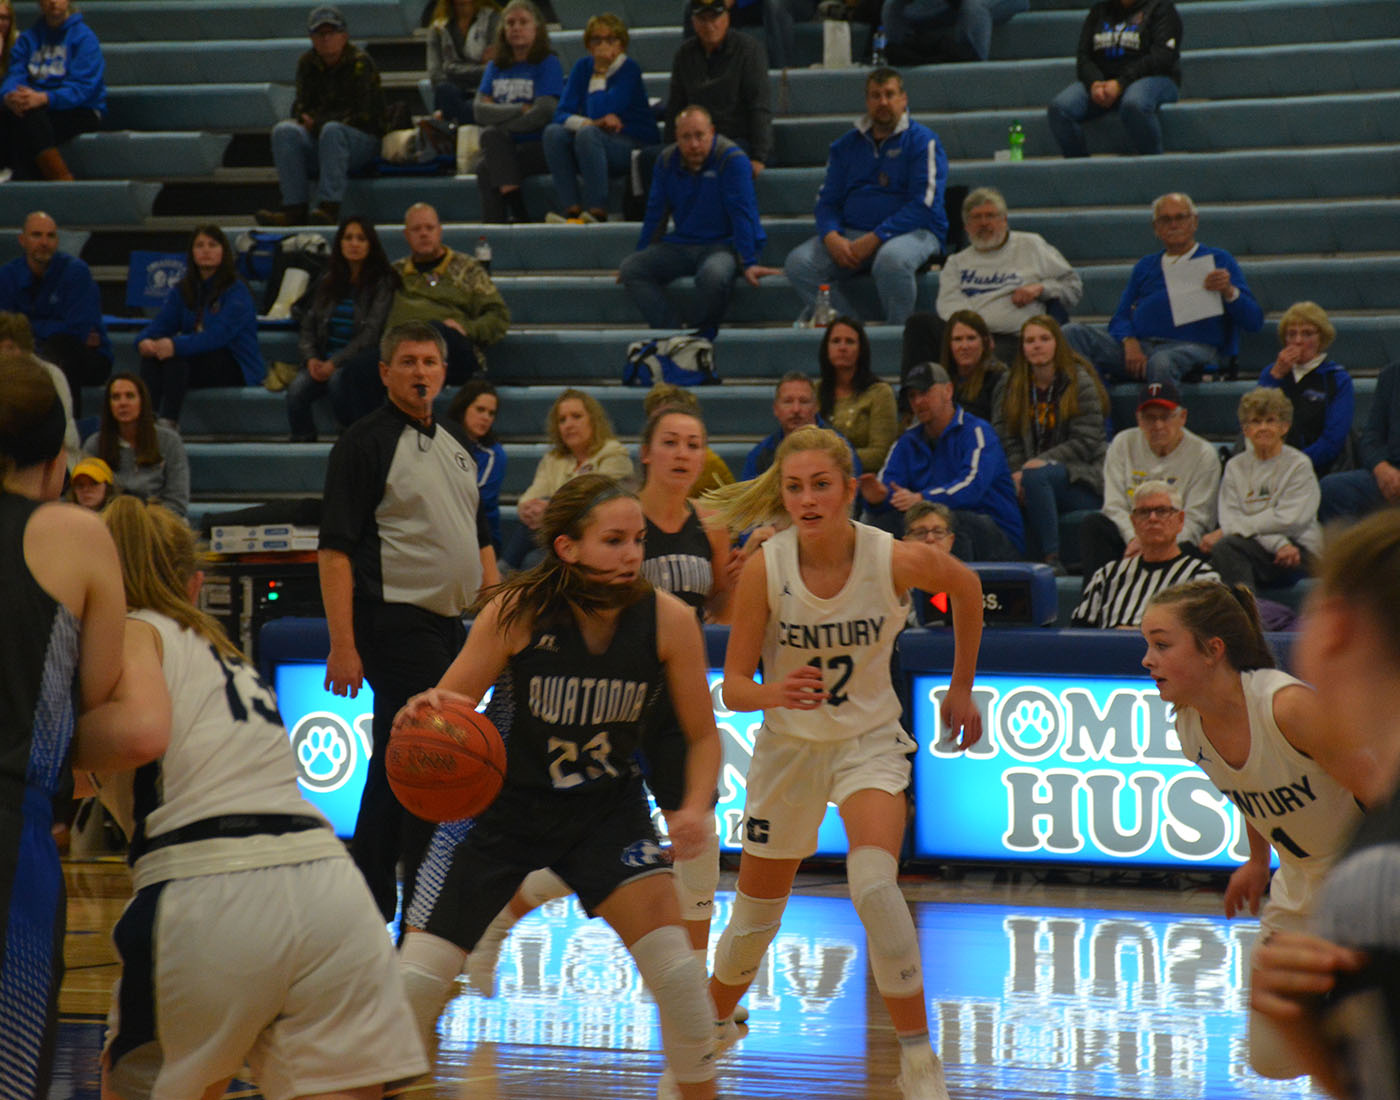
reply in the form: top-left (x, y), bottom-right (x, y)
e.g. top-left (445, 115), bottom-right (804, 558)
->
top-left (1071, 549), bottom-right (1218, 629)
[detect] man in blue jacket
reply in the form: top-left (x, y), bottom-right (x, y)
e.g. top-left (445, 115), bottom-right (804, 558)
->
top-left (784, 68), bottom-right (947, 326)
top-left (618, 105), bottom-right (779, 340)
top-left (859, 362), bottom-right (1024, 560)
top-left (1063, 191), bottom-right (1263, 384)
top-left (0, 211), bottom-right (111, 415)
top-left (0, 0), bottom-right (106, 180)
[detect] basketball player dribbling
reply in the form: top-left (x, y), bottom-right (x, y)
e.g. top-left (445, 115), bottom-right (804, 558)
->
top-left (94, 498), bottom-right (427, 1100)
top-left (1140, 579), bottom-right (1377, 1081)
top-left (701, 426), bottom-right (985, 1100)
top-left (396, 474), bottom-right (725, 1100)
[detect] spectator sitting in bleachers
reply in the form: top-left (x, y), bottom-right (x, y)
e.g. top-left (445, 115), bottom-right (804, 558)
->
top-left (1256, 300), bottom-right (1355, 477)
top-left (1078, 378), bottom-right (1220, 585)
top-left (1047, 0), bottom-right (1182, 158)
top-left (0, 211), bottom-right (111, 416)
top-left (427, 0), bottom-right (501, 126)
top-left (742, 371), bottom-right (861, 480)
top-left (990, 314), bottom-right (1108, 574)
top-left (502, 387), bottom-right (633, 569)
top-left (642, 382), bottom-right (734, 497)
top-left (859, 361), bottom-right (1023, 560)
top-left (619, 106), bottom-right (778, 341)
top-left (905, 187), bottom-right (1082, 366)
top-left (1071, 480), bottom-right (1218, 629)
top-left (783, 67), bottom-right (946, 327)
top-left (473, 0), bottom-right (564, 224)
top-left (542, 13), bottom-right (657, 225)
top-left (256, 5), bottom-right (386, 227)
top-left (1320, 360), bottom-right (1400, 525)
top-left (82, 372), bottom-right (190, 518)
top-left (67, 454), bottom-right (114, 511)
top-left (0, 2), bottom-right (13, 79)
top-left (816, 315), bottom-right (897, 475)
top-left (386, 202), bottom-right (509, 383)
top-left (680, 0), bottom-right (797, 71)
top-left (0, 0), bottom-right (105, 181)
top-left (666, 0), bottom-right (772, 174)
top-left (0, 312), bottom-right (80, 468)
top-left (1062, 192), bottom-right (1263, 384)
top-left (881, 0), bottom-right (1028, 65)
top-left (136, 225), bottom-right (263, 429)
top-left (447, 378), bottom-right (507, 550)
top-left (286, 216), bottom-right (400, 442)
top-left (1199, 386), bottom-right (1321, 592)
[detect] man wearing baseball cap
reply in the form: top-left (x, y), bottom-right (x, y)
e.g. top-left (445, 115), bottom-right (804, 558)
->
top-left (256, 5), bottom-right (387, 227)
top-left (1077, 377), bottom-right (1221, 583)
top-left (859, 361), bottom-right (1023, 560)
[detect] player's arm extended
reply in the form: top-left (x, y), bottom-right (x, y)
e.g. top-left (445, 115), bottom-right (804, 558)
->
top-left (398, 595), bottom-right (519, 724)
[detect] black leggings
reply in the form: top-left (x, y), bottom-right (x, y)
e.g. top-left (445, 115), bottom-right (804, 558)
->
top-left (1, 106), bottom-right (101, 170)
top-left (140, 349), bottom-right (245, 423)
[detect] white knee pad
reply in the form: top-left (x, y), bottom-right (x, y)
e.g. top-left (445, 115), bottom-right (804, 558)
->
top-left (712, 890), bottom-right (788, 987)
top-left (673, 830), bottom-right (720, 923)
top-left (399, 931), bottom-right (467, 1050)
top-left (630, 926), bottom-right (716, 1085)
top-left (519, 867), bottom-right (572, 908)
top-left (848, 846), bottom-right (922, 998)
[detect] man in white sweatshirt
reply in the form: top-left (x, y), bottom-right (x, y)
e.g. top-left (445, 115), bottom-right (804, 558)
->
top-left (918, 186), bottom-right (1082, 363)
top-left (1078, 377), bottom-right (1221, 583)
top-left (1201, 386), bottom-right (1322, 591)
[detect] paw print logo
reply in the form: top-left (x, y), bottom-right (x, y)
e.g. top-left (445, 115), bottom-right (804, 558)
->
top-left (290, 712), bottom-right (358, 792)
top-left (998, 687), bottom-right (1060, 760)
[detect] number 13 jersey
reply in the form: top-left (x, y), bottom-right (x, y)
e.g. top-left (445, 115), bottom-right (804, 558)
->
top-left (759, 523), bottom-right (908, 743)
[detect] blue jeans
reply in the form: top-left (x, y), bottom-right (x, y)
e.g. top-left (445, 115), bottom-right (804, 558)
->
top-left (1062, 321), bottom-right (1219, 385)
top-left (284, 346), bottom-right (383, 440)
top-left (785, 229), bottom-right (939, 326)
top-left (619, 242), bottom-right (740, 339)
top-left (270, 119), bottom-right (380, 206)
top-left (881, 0), bottom-right (1028, 61)
top-left (1046, 76), bottom-right (1180, 157)
top-left (542, 123), bottom-right (639, 213)
top-left (1020, 462), bottom-right (1101, 559)
top-left (1319, 469), bottom-right (1386, 523)
top-left (433, 81), bottom-right (476, 125)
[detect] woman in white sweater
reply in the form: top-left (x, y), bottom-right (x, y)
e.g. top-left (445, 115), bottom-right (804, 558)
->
top-left (502, 387), bottom-right (632, 568)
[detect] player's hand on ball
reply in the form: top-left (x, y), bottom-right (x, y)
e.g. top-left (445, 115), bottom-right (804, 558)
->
top-left (394, 688), bottom-right (478, 732)
top-left (774, 664), bottom-right (827, 710)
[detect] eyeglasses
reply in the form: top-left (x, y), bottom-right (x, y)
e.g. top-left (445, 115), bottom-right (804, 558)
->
top-left (1154, 213), bottom-right (1194, 225)
top-left (1245, 415), bottom-right (1286, 426)
top-left (587, 33), bottom-right (620, 44)
top-left (1130, 506), bottom-right (1179, 520)
top-left (904, 524), bottom-right (953, 541)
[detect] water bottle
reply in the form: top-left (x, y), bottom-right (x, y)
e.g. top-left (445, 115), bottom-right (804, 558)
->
top-left (812, 284), bottom-right (834, 328)
top-left (871, 25), bottom-right (887, 66)
top-left (474, 234), bottom-right (492, 272)
top-left (1008, 121), bottom-right (1025, 162)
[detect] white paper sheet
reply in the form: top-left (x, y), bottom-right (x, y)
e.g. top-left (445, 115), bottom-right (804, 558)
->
top-left (1163, 255), bottom-right (1224, 327)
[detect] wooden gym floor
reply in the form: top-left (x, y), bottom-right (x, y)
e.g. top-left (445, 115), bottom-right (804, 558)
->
top-left (54, 859), bottom-right (1325, 1100)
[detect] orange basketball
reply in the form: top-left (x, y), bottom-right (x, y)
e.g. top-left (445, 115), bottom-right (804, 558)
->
top-left (387, 698), bottom-right (506, 823)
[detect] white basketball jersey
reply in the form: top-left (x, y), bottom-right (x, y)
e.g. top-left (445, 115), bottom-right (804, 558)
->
top-left (1175, 668), bottom-right (1363, 915)
top-left (127, 611), bottom-right (340, 887)
top-left (758, 523), bottom-right (908, 743)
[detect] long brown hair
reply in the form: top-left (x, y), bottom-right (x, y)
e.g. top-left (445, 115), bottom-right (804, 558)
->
top-left (96, 373), bottom-right (162, 468)
top-left (940, 309), bottom-right (999, 403)
top-left (103, 497), bottom-right (242, 661)
top-left (0, 1), bottom-right (16, 66)
top-left (547, 387), bottom-right (615, 457)
top-left (639, 404), bottom-right (707, 487)
top-left (0, 355), bottom-right (60, 481)
top-left (492, 0), bottom-right (553, 65)
top-left (1147, 579), bottom-right (1276, 672)
top-left (480, 474), bottom-right (651, 634)
top-left (1313, 509), bottom-right (1400, 665)
top-left (1000, 314), bottom-right (1107, 439)
top-left (177, 225), bottom-right (240, 308)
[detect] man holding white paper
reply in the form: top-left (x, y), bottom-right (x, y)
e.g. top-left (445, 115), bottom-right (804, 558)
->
top-left (1063, 192), bottom-right (1262, 383)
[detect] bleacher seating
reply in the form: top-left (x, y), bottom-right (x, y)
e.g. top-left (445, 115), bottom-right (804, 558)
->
top-left (5, 0), bottom-right (1397, 626)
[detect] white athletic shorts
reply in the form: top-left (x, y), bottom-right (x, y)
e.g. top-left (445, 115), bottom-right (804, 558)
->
top-left (740, 722), bottom-right (915, 860)
top-left (105, 855), bottom-right (427, 1100)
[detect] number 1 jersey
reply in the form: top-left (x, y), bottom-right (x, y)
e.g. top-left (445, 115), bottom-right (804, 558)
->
top-left (758, 524), bottom-right (908, 743)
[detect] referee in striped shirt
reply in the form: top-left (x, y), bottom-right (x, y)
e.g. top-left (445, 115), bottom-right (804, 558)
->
top-left (1071, 479), bottom-right (1218, 628)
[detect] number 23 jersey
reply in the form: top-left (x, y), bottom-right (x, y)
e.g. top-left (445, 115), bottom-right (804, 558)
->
top-left (759, 523), bottom-right (908, 743)
top-left (488, 592), bottom-right (663, 792)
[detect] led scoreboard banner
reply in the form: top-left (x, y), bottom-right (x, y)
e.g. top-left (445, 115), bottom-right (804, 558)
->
top-left (262, 618), bottom-right (1294, 872)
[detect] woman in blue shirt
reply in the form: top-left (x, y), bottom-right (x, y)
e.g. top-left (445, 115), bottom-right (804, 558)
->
top-left (472, 0), bottom-right (564, 223)
top-left (0, 0), bottom-right (106, 180)
top-left (136, 225), bottom-right (263, 428)
top-left (448, 378), bottom-right (508, 549)
top-left (542, 13), bottom-right (657, 224)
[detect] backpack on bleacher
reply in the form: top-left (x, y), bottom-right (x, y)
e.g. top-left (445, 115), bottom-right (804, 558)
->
top-left (235, 229), bottom-right (290, 282)
top-left (623, 334), bottom-right (719, 387)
